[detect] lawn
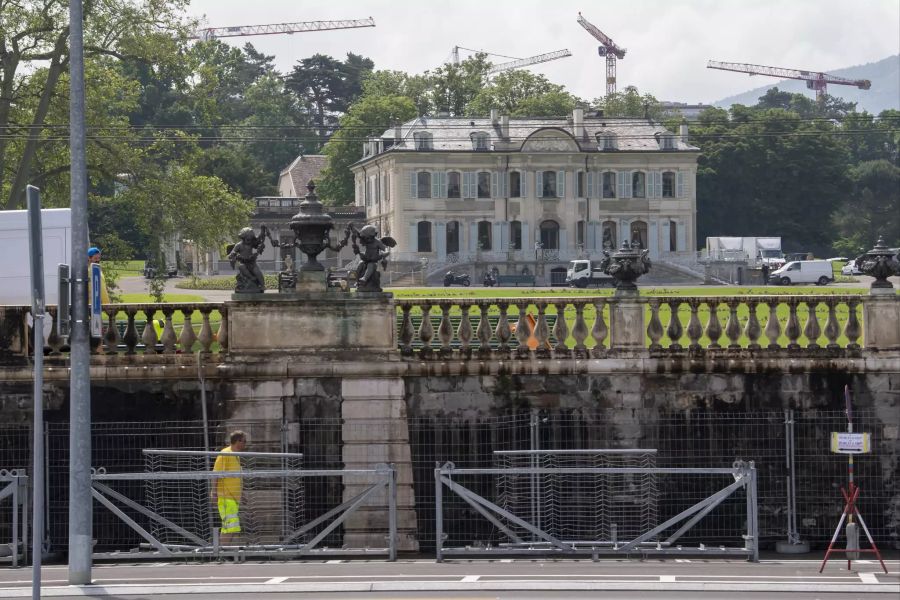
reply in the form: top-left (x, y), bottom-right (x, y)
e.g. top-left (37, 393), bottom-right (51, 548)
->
top-left (107, 260), bottom-right (145, 278)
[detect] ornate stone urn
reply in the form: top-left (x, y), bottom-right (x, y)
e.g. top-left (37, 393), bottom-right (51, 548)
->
top-left (859, 237), bottom-right (900, 290)
top-left (289, 181), bottom-right (336, 272)
top-left (601, 240), bottom-right (652, 293)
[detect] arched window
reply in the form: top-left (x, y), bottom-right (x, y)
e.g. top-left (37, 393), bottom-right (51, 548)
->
top-left (477, 220), bottom-right (492, 250)
top-left (477, 171), bottom-right (491, 198)
top-left (510, 220), bottom-right (522, 250)
top-left (417, 221), bottom-right (432, 252)
top-left (446, 221), bottom-right (460, 254)
top-left (471, 131), bottom-right (490, 151)
top-left (632, 172), bottom-right (646, 198)
top-left (601, 221), bottom-right (617, 249)
top-left (662, 171), bottom-right (676, 198)
top-left (413, 131), bottom-right (433, 151)
top-left (509, 171), bottom-right (522, 198)
top-left (602, 172), bottom-right (616, 198)
top-left (630, 220), bottom-right (648, 249)
top-left (417, 171), bottom-right (432, 198)
top-left (540, 220), bottom-right (559, 250)
top-left (447, 172), bottom-right (461, 198)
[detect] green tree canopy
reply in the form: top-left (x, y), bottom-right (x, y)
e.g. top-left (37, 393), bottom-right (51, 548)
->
top-left (467, 70), bottom-right (581, 117)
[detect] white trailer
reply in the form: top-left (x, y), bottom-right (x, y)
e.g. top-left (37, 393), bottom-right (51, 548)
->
top-left (705, 236), bottom-right (783, 267)
top-left (0, 208), bottom-right (72, 306)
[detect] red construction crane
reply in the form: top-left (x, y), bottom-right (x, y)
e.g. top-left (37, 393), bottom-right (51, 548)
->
top-left (576, 12), bottom-right (626, 97)
top-left (191, 17), bottom-right (375, 41)
top-left (707, 60), bottom-right (871, 102)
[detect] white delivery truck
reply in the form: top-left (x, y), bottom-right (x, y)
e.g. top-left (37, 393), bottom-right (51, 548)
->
top-left (769, 260), bottom-right (834, 286)
top-left (565, 259), bottom-right (616, 288)
top-left (706, 236), bottom-right (784, 267)
top-left (0, 208), bottom-right (72, 306)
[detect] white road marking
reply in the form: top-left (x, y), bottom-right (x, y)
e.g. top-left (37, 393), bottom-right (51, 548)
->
top-left (326, 560), bottom-right (343, 564)
top-left (674, 559), bottom-right (691, 563)
top-left (265, 576), bottom-right (288, 584)
top-left (461, 575), bottom-right (480, 582)
top-left (499, 559), bottom-right (513, 563)
top-left (858, 572), bottom-right (878, 583)
top-left (660, 575), bottom-right (677, 582)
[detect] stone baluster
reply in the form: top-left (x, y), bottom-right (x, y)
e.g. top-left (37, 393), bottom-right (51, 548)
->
top-left (744, 300), bottom-right (762, 350)
top-left (705, 300), bottom-right (723, 349)
top-left (724, 300), bottom-right (742, 349)
top-left (198, 308), bottom-right (214, 353)
top-left (685, 300), bottom-right (703, 350)
top-left (590, 300), bottom-right (608, 356)
top-left (180, 308), bottom-right (198, 353)
top-left (160, 308), bottom-right (178, 354)
top-left (141, 309), bottom-right (159, 353)
top-left (515, 302), bottom-right (531, 358)
top-left (823, 299), bottom-right (841, 349)
top-left (417, 303), bottom-right (434, 357)
top-left (534, 303), bottom-right (551, 359)
top-left (216, 307), bottom-right (228, 352)
top-left (398, 304), bottom-right (414, 356)
top-left (666, 300), bottom-right (683, 350)
top-left (647, 299), bottom-right (664, 350)
top-left (46, 307), bottom-right (62, 355)
top-left (784, 299), bottom-right (801, 349)
top-left (122, 308), bottom-right (138, 355)
top-left (764, 300), bottom-right (782, 349)
top-left (437, 303), bottom-right (453, 357)
top-left (495, 302), bottom-right (512, 354)
top-left (553, 302), bottom-right (570, 357)
top-left (802, 300), bottom-right (821, 349)
top-left (458, 304), bottom-right (474, 359)
top-left (104, 307), bottom-right (119, 354)
top-left (844, 299), bottom-right (861, 349)
top-left (476, 304), bottom-right (494, 358)
top-left (571, 301), bottom-right (589, 357)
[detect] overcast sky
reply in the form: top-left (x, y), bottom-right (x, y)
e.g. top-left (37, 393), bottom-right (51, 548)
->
top-left (187, 0), bottom-right (900, 104)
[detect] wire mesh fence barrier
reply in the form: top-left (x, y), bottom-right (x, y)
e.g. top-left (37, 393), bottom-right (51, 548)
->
top-left (434, 462), bottom-right (758, 560)
top-left (91, 453), bottom-right (397, 560)
top-left (0, 470), bottom-right (28, 567)
top-left (494, 450), bottom-right (658, 544)
top-left (0, 424), bottom-right (31, 564)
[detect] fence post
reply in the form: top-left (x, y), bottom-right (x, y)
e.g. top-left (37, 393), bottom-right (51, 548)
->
top-left (434, 463), bottom-right (443, 563)
top-left (388, 464), bottom-right (397, 561)
top-left (748, 461), bottom-right (759, 562)
top-left (777, 410), bottom-right (809, 554)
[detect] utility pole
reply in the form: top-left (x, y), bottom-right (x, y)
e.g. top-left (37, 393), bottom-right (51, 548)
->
top-left (68, 0), bottom-right (92, 586)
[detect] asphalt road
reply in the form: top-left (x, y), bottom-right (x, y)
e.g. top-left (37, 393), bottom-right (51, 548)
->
top-left (1, 557), bottom-right (897, 598)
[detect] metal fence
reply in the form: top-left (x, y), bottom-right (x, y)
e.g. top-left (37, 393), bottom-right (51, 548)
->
top-left (0, 469), bottom-right (28, 566)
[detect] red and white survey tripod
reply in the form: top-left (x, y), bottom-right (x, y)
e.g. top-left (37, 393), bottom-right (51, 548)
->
top-left (818, 385), bottom-right (887, 574)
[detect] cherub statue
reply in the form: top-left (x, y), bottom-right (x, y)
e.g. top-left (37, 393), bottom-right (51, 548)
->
top-left (350, 224), bottom-right (397, 292)
top-left (227, 226), bottom-right (267, 293)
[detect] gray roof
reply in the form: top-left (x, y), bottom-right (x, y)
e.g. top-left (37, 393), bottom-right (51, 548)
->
top-left (377, 116), bottom-right (700, 153)
top-left (281, 154), bottom-right (327, 194)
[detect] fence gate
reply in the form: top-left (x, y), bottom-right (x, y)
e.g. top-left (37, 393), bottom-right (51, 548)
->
top-left (0, 469), bottom-right (28, 567)
top-left (434, 457), bottom-right (758, 561)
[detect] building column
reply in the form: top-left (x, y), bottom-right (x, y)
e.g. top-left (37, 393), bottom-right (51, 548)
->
top-left (341, 378), bottom-right (419, 551)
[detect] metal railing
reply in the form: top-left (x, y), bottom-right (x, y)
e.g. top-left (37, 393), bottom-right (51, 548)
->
top-left (0, 469), bottom-right (28, 567)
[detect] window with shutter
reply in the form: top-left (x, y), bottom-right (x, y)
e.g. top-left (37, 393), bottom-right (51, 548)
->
top-left (616, 171), bottom-right (625, 198)
top-left (576, 171), bottom-right (585, 198)
top-left (409, 171), bottom-right (417, 198)
top-left (624, 172), bottom-right (633, 198)
top-left (448, 172), bottom-right (461, 198)
top-left (556, 171), bottom-right (565, 198)
top-left (509, 171), bottom-right (521, 197)
top-left (536, 171), bottom-right (544, 198)
top-left (477, 171), bottom-right (491, 198)
top-left (602, 172), bottom-right (616, 198)
top-left (586, 172), bottom-right (595, 198)
top-left (431, 172), bottom-right (440, 199)
top-left (677, 171), bottom-right (685, 198)
top-left (417, 172), bottom-right (432, 198)
top-left (632, 172), bottom-right (645, 198)
top-left (491, 172), bottom-right (498, 198)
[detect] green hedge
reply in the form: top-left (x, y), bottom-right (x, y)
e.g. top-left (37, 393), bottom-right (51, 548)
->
top-left (175, 274), bottom-right (281, 290)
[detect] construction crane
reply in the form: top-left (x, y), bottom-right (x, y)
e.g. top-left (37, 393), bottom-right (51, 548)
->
top-left (449, 46), bottom-right (572, 74)
top-left (191, 17), bottom-right (375, 41)
top-left (576, 12), bottom-right (626, 96)
top-left (707, 60), bottom-right (871, 102)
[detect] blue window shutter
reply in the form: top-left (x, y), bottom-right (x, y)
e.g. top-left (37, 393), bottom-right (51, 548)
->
top-left (625, 172), bottom-right (633, 198)
top-left (408, 223), bottom-right (418, 252)
top-left (521, 221), bottom-right (530, 250)
top-left (491, 172), bottom-right (498, 198)
top-left (492, 222), bottom-right (501, 250)
top-left (536, 171), bottom-right (543, 198)
top-left (557, 171), bottom-right (565, 198)
top-left (677, 171), bottom-right (685, 198)
top-left (409, 171), bottom-right (417, 199)
top-left (436, 222), bottom-right (447, 258)
top-left (586, 221), bottom-right (596, 250)
top-left (500, 221), bottom-right (509, 250)
top-left (586, 172), bottom-right (595, 198)
top-left (558, 229), bottom-right (567, 251)
top-left (677, 220), bottom-right (687, 251)
top-left (521, 171), bottom-right (527, 197)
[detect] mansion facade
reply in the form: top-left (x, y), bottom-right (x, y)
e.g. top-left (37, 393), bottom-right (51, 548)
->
top-left (351, 109), bottom-right (700, 268)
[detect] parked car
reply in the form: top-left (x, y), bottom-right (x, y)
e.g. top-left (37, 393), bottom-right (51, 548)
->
top-left (143, 261), bottom-right (178, 279)
top-left (769, 260), bottom-right (834, 285)
top-left (443, 271), bottom-right (471, 287)
top-left (841, 259), bottom-right (863, 276)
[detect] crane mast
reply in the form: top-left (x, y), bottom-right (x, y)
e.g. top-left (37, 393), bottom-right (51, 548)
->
top-left (577, 12), bottom-right (626, 97)
top-left (707, 60), bottom-right (871, 102)
top-left (191, 17), bottom-right (376, 41)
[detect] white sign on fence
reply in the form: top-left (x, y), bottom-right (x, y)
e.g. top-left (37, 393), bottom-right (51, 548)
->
top-left (830, 432), bottom-right (871, 454)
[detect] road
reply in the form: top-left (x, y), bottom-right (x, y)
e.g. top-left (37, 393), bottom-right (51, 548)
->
top-left (1, 557), bottom-right (897, 598)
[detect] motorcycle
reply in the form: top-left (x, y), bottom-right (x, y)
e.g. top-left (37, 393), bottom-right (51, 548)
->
top-left (483, 271), bottom-right (497, 287)
top-left (443, 271), bottom-right (471, 287)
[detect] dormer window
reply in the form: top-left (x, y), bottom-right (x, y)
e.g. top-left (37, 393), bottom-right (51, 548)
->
top-left (471, 131), bottom-right (490, 151)
top-left (658, 133), bottom-right (675, 150)
top-left (597, 133), bottom-right (617, 151)
top-left (413, 131), bottom-right (433, 151)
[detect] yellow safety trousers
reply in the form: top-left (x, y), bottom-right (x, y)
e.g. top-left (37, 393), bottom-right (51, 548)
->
top-left (217, 498), bottom-right (241, 534)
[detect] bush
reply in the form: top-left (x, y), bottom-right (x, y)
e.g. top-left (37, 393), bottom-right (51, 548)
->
top-left (175, 274), bottom-right (280, 290)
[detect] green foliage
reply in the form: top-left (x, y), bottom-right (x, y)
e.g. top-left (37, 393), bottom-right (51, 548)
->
top-left (591, 86), bottom-right (663, 119)
top-left (831, 160), bottom-right (900, 255)
top-left (467, 71), bottom-right (580, 117)
top-left (175, 274), bottom-right (280, 290)
top-left (428, 54), bottom-right (492, 116)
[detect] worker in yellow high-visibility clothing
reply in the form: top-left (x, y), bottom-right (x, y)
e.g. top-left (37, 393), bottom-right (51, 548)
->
top-left (211, 431), bottom-right (247, 545)
top-left (87, 247), bottom-right (110, 306)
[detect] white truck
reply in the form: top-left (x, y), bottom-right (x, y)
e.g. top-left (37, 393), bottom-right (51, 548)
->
top-left (0, 207), bottom-right (72, 306)
top-left (705, 236), bottom-right (784, 268)
top-left (565, 259), bottom-right (616, 288)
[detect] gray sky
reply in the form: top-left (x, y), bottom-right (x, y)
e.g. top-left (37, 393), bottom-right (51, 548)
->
top-left (187, 0), bottom-right (900, 104)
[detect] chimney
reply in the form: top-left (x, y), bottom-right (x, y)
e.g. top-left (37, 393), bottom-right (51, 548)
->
top-left (573, 108), bottom-right (584, 138)
top-left (500, 115), bottom-right (510, 138)
top-left (394, 125), bottom-right (402, 143)
top-left (490, 108), bottom-right (499, 125)
top-left (679, 120), bottom-right (689, 144)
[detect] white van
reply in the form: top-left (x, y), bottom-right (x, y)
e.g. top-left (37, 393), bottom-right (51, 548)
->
top-left (0, 207), bottom-right (72, 305)
top-left (769, 260), bottom-right (834, 286)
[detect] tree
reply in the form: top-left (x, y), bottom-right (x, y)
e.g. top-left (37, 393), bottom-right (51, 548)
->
top-left (467, 70), bottom-right (580, 117)
top-left (428, 54), bottom-right (491, 116)
top-left (831, 160), bottom-right (900, 255)
top-left (362, 70), bottom-right (432, 115)
top-left (592, 86), bottom-right (663, 119)
top-left (317, 95), bottom-right (417, 205)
